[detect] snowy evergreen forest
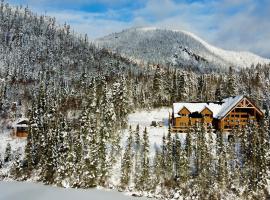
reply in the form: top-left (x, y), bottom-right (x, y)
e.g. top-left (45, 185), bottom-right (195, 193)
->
top-left (0, 1), bottom-right (269, 200)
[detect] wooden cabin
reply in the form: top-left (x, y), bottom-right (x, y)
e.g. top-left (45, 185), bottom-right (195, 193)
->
top-left (171, 95), bottom-right (264, 132)
top-left (12, 118), bottom-right (29, 138)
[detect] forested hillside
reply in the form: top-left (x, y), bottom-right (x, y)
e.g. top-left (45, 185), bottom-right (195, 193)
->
top-left (96, 27), bottom-right (270, 71)
top-left (0, 1), bottom-right (269, 200)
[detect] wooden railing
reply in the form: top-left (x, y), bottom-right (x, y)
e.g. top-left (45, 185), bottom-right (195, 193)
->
top-left (170, 126), bottom-right (189, 133)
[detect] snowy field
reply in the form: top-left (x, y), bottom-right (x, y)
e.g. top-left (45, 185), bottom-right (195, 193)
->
top-left (126, 108), bottom-right (171, 156)
top-left (126, 107), bottom-right (185, 156)
top-left (0, 181), bottom-right (151, 200)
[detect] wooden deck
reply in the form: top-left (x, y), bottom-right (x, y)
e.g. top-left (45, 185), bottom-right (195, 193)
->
top-left (170, 126), bottom-right (189, 133)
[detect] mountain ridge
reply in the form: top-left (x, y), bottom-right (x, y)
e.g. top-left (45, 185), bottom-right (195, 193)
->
top-left (95, 27), bottom-right (270, 70)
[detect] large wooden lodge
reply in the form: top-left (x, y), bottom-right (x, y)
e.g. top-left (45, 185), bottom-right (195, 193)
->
top-left (171, 95), bottom-right (264, 132)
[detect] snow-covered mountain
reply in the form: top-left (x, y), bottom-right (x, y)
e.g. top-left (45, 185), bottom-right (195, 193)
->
top-left (96, 27), bottom-right (270, 70)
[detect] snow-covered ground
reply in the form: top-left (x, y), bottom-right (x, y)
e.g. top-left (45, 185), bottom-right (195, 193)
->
top-left (126, 107), bottom-right (186, 154)
top-left (126, 107), bottom-right (172, 155)
top-left (0, 130), bottom-right (26, 159)
top-left (0, 181), bottom-right (151, 200)
top-left (0, 130), bottom-right (26, 176)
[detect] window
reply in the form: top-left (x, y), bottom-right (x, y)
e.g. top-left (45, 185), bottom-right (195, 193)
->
top-left (17, 127), bottom-right (27, 132)
top-left (179, 114), bottom-right (188, 117)
top-left (180, 122), bottom-right (187, 126)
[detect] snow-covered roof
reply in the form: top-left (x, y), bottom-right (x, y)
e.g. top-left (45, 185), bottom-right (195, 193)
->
top-left (12, 117), bottom-right (29, 128)
top-left (215, 95), bottom-right (244, 119)
top-left (173, 95), bottom-right (244, 119)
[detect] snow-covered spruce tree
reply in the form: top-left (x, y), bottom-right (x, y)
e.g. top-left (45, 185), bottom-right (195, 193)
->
top-left (255, 120), bottom-right (270, 198)
top-left (120, 126), bottom-right (133, 190)
top-left (137, 127), bottom-right (150, 191)
top-left (65, 136), bottom-right (76, 187)
top-left (239, 121), bottom-right (270, 199)
top-left (185, 128), bottom-right (193, 159)
top-left (134, 124), bottom-right (140, 152)
top-left (178, 72), bottom-right (188, 101)
top-left (82, 116), bottom-right (99, 188)
top-left (151, 147), bottom-right (163, 193)
top-left (133, 124), bottom-right (141, 190)
top-left (216, 131), bottom-right (228, 191)
top-left (79, 85), bottom-right (99, 188)
top-left (226, 66), bottom-right (238, 97)
top-left (226, 128), bottom-right (241, 196)
top-left (196, 124), bottom-right (212, 199)
top-left (39, 103), bottom-right (59, 184)
top-left (162, 65), bottom-right (173, 105)
top-left (98, 83), bottom-right (116, 186)
top-left (215, 78), bottom-right (223, 101)
top-left (170, 69), bottom-right (178, 103)
top-left (159, 134), bottom-right (167, 183)
top-left (77, 107), bottom-right (94, 188)
top-left (173, 135), bottom-right (181, 183)
top-left (205, 126), bottom-right (220, 198)
top-left (10, 150), bottom-right (23, 179)
top-left (252, 71), bottom-right (264, 107)
top-left (55, 117), bottom-right (74, 187)
top-left (35, 81), bottom-right (48, 168)
top-left (165, 128), bottom-right (174, 182)
top-left (152, 65), bottom-right (163, 106)
top-left (112, 75), bottom-right (130, 127)
top-left (23, 106), bottom-right (37, 177)
top-left (261, 120), bottom-right (270, 169)
top-left (4, 143), bottom-right (12, 163)
top-left (244, 122), bottom-right (257, 192)
top-left (247, 122), bottom-right (266, 194)
top-left (179, 135), bottom-right (189, 187)
top-left (192, 123), bottom-right (201, 177)
top-left (72, 130), bottom-right (83, 187)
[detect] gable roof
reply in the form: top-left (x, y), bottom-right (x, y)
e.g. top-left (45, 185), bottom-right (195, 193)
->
top-left (215, 95), bottom-right (244, 119)
top-left (178, 106), bottom-right (191, 114)
top-left (173, 95), bottom-right (248, 119)
top-left (200, 106), bottom-right (213, 114)
top-left (173, 102), bottom-right (223, 118)
top-left (13, 117), bottom-right (29, 128)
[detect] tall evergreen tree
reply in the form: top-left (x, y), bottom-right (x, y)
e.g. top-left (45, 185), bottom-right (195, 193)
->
top-left (138, 127), bottom-right (150, 191)
top-left (120, 126), bottom-right (133, 189)
top-left (4, 143), bottom-right (12, 163)
top-left (226, 66), bottom-right (238, 97)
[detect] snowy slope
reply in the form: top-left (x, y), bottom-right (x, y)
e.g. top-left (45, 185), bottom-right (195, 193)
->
top-left (95, 27), bottom-right (270, 70)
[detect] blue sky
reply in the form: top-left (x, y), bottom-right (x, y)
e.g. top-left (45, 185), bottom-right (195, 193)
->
top-left (8, 0), bottom-right (270, 58)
